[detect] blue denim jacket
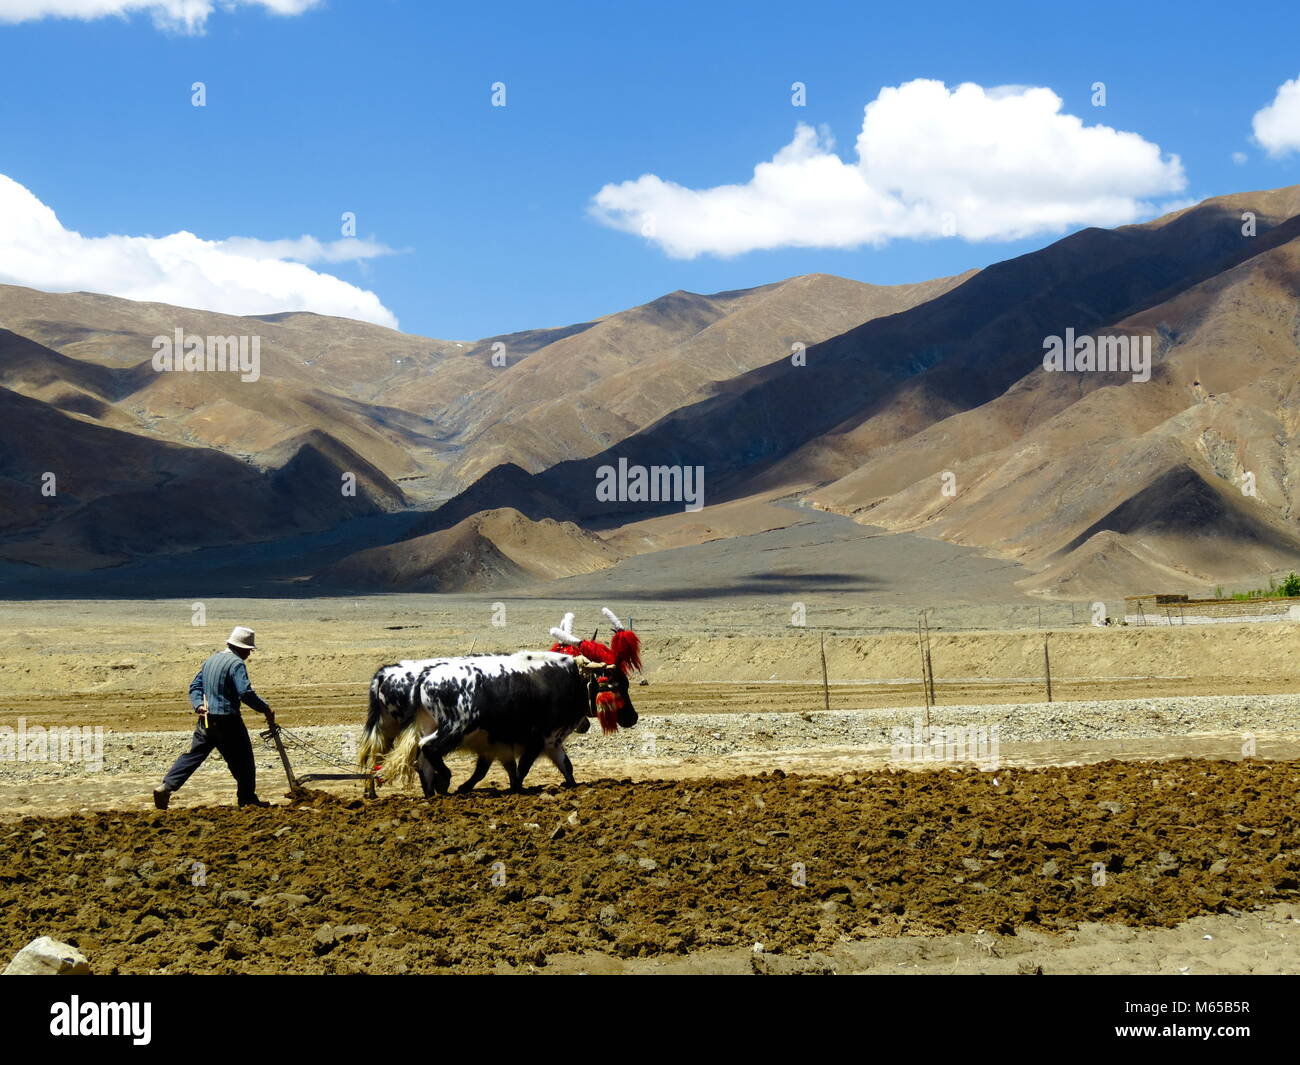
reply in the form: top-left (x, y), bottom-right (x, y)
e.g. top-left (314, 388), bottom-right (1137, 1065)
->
top-left (188, 650), bottom-right (270, 717)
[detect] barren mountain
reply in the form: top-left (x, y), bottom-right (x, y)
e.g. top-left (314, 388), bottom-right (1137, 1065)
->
top-left (0, 284), bottom-right (465, 390)
top-left (0, 270), bottom-right (967, 576)
top-left (0, 271), bottom-right (955, 505)
top-left (10, 185), bottom-right (1300, 598)
top-left (314, 506), bottom-right (622, 592)
top-left (0, 286), bottom-right (460, 492)
top-left (0, 380), bottom-right (404, 570)
top-left (807, 195), bottom-right (1300, 596)
top-left (384, 271), bottom-right (975, 490)
top-left (399, 185), bottom-right (1300, 598)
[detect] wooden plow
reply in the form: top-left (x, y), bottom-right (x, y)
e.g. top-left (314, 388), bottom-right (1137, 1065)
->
top-left (259, 722), bottom-right (378, 799)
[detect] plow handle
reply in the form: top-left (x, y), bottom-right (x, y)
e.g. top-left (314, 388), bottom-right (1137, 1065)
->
top-left (261, 721), bottom-right (300, 792)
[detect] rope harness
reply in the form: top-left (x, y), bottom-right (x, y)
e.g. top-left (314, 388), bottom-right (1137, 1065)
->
top-left (256, 723), bottom-right (358, 769)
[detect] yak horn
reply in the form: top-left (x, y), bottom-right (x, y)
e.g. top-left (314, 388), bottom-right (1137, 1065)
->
top-left (573, 655), bottom-right (605, 677)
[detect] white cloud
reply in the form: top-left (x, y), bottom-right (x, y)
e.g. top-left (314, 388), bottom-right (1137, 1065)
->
top-left (0, 173), bottom-right (400, 328)
top-left (591, 79), bottom-right (1187, 258)
top-left (1251, 75), bottom-right (1300, 157)
top-left (0, 0), bottom-right (318, 34)
top-left (216, 236), bottom-right (400, 264)
top-left (1232, 151), bottom-right (1249, 165)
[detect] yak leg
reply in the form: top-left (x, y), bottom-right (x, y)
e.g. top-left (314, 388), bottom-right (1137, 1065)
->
top-left (416, 722), bottom-right (463, 799)
top-left (502, 757), bottom-right (521, 790)
top-left (546, 744), bottom-right (577, 788)
top-left (416, 748), bottom-right (452, 798)
top-left (513, 744), bottom-right (543, 791)
top-left (456, 756), bottom-right (492, 794)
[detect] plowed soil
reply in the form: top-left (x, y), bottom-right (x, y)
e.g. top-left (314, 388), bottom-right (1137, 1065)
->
top-left (4, 758), bottom-right (1298, 974)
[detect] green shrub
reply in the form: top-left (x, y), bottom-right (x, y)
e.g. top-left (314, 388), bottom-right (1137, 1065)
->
top-left (1228, 572), bottom-right (1300, 599)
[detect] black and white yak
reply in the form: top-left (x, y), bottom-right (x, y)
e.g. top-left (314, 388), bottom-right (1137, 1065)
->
top-left (357, 650), bottom-right (638, 797)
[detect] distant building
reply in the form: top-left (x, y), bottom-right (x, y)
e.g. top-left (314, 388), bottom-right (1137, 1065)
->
top-left (1124, 592), bottom-right (1300, 626)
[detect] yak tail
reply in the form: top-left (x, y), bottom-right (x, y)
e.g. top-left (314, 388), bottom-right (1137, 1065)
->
top-left (357, 724), bottom-right (386, 771)
top-left (380, 723), bottom-right (423, 787)
top-left (357, 683), bottom-right (390, 770)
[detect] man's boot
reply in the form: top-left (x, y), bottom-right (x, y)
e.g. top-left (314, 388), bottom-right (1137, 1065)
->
top-left (153, 787), bottom-right (172, 810)
top-left (238, 796), bottom-right (270, 808)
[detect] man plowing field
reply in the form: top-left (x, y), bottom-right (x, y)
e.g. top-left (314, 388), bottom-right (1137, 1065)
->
top-left (153, 626), bottom-right (275, 810)
top-left (358, 608), bottom-right (643, 796)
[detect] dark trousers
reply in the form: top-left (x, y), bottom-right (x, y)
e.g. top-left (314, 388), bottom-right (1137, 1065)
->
top-left (163, 715), bottom-right (257, 801)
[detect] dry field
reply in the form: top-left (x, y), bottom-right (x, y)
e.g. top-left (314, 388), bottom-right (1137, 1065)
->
top-left (1, 597), bottom-right (1298, 974)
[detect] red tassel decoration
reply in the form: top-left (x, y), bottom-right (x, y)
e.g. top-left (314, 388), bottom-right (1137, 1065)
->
top-left (595, 690), bottom-right (620, 734)
top-left (610, 628), bottom-right (641, 673)
top-left (577, 639), bottom-right (615, 666)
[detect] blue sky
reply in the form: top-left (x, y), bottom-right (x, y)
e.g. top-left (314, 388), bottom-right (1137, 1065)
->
top-left (1, 0), bottom-right (1299, 339)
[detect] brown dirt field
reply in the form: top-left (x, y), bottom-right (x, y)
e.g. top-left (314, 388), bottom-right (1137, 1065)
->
top-left (2, 759), bottom-right (1297, 974)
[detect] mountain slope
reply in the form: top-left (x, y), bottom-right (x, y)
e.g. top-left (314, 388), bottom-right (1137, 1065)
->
top-left (806, 208), bottom-right (1300, 594)
top-left (388, 185), bottom-right (1300, 597)
top-left (0, 271), bottom-right (962, 505)
top-left (460, 186), bottom-right (1300, 528)
top-left (12, 185), bottom-right (1300, 596)
top-left (0, 384), bottom-right (404, 570)
top-left (0, 295), bottom-right (459, 495)
top-left (313, 507), bottom-right (621, 592)
top-left (372, 270), bottom-right (976, 491)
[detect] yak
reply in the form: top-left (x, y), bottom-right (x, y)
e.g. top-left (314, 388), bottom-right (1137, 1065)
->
top-left (358, 650), bottom-right (637, 797)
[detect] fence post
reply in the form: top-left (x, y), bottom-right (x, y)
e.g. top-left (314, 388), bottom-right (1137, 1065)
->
top-left (917, 620), bottom-right (931, 729)
top-left (819, 632), bottom-right (831, 715)
top-left (923, 612), bottom-right (936, 707)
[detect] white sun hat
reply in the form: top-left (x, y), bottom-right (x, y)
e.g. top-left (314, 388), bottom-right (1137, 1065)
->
top-left (226, 626), bottom-right (257, 651)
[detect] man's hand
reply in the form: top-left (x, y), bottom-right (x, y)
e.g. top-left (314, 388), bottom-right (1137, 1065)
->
top-left (264, 708), bottom-right (275, 724)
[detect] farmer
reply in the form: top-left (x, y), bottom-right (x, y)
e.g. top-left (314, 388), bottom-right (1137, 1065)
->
top-left (153, 626), bottom-right (274, 810)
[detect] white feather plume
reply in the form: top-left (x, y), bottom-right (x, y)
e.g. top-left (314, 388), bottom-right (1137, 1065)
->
top-left (601, 606), bottom-right (624, 631)
top-left (548, 621), bottom-right (579, 644)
